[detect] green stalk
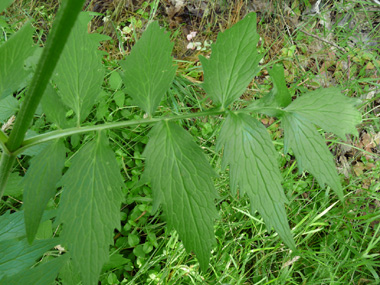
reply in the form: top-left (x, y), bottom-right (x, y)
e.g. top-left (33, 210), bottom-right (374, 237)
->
top-left (0, 130), bottom-right (7, 144)
top-left (6, 0), bottom-right (85, 150)
top-left (0, 130), bottom-right (8, 153)
top-left (16, 109), bottom-right (226, 156)
top-left (0, 0), bottom-right (85, 199)
top-left (0, 153), bottom-right (16, 199)
top-left (16, 106), bottom-right (280, 156)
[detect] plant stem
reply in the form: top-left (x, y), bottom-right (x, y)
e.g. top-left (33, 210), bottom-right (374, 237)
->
top-left (6, 0), bottom-right (85, 151)
top-left (0, 153), bottom-right (16, 199)
top-left (0, 130), bottom-right (8, 153)
top-left (0, 130), bottom-right (7, 143)
top-left (0, 0), bottom-right (85, 200)
top-left (16, 106), bottom-right (282, 156)
top-left (16, 109), bottom-right (227, 155)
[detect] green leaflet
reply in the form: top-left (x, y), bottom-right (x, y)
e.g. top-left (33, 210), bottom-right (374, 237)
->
top-left (0, 238), bottom-right (59, 279)
top-left (2, 173), bottom-right (23, 197)
top-left (59, 259), bottom-right (82, 285)
top-left (0, 255), bottom-right (68, 285)
top-left (199, 13), bottom-right (261, 108)
top-left (54, 12), bottom-right (108, 124)
top-left (285, 88), bottom-right (361, 139)
top-left (282, 113), bottom-right (343, 200)
top-left (0, 96), bottom-right (19, 123)
top-left (217, 113), bottom-right (295, 249)
top-left (0, 23), bottom-right (36, 99)
top-left (119, 22), bottom-right (176, 116)
top-left (0, 0), bottom-right (14, 13)
top-left (40, 84), bottom-right (69, 128)
top-left (0, 210), bottom-right (56, 242)
top-left (281, 88), bottom-right (361, 199)
top-left (57, 132), bottom-right (124, 285)
top-left (267, 65), bottom-right (292, 107)
top-left (35, 219), bottom-right (52, 240)
top-left (248, 64), bottom-right (291, 116)
top-left (0, 211), bottom-right (25, 242)
top-left (102, 253), bottom-right (130, 271)
top-left (23, 139), bottom-right (66, 243)
top-left (0, 210), bottom-right (55, 243)
top-left (143, 121), bottom-right (218, 270)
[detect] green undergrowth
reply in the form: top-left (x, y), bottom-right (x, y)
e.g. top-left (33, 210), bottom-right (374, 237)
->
top-left (0, 0), bottom-right (379, 284)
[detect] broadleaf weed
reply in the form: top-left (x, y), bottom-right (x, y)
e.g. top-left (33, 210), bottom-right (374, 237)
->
top-left (0, 1), bottom-right (362, 283)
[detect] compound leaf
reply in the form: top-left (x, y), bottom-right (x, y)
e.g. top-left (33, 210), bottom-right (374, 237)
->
top-left (57, 132), bottom-right (124, 285)
top-left (199, 13), bottom-right (261, 108)
top-left (217, 113), bottom-right (295, 249)
top-left (282, 113), bottom-right (343, 199)
top-left (23, 139), bottom-right (66, 243)
top-left (54, 12), bottom-right (108, 124)
top-left (119, 22), bottom-right (176, 115)
top-left (0, 238), bottom-right (58, 279)
top-left (285, 88), bottom-right (361, 139)
top-left (143, 121), bottom-right (218, 270)
top-left (249, 64), bottom-right (291, 116)
top-left (0, 23), bottom-right (36, 99)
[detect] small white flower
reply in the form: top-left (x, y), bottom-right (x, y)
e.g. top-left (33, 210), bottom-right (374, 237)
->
top-left (187, 42), bottom-right (195, 50)
top-left (186, 31), bottom-right (197, 41)
top-left (186, 42), bottom-right (202, 50)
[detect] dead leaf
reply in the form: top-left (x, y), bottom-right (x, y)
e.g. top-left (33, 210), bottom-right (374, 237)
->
top-left (353, 162), bottom-right (365, 176)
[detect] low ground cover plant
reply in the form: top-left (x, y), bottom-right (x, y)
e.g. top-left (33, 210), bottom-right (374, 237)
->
top-left (0, 0), bottom-right (362, 283)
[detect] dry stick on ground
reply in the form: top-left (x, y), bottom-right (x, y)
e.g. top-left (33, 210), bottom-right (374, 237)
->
top-left (299, 29), bottom-right (346, 52)
top-left (299, 29), bottom-right (351, 79)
